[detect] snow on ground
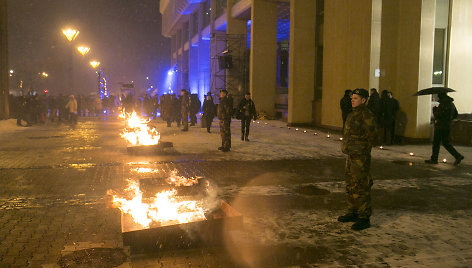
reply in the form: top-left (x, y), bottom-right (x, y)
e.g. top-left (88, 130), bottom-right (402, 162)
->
top-left (0, 119), bottom-right (26, 133)
top-left (151, 117), bottom-right (472, 165)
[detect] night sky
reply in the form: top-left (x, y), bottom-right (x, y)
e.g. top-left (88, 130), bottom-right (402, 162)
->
top-left (7, 0), bottom-right (170, 96)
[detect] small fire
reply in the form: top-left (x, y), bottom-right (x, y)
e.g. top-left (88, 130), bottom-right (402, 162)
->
top-left (120, 111), bottom-right (160, 146)
top-left (166, 169), bottom-right (200, 186)
top-left (109, 180), bottom-right (206, 228)
top-left (132, 167), bottom-right (159, 174)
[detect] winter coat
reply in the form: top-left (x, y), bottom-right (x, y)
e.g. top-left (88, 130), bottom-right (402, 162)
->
top-left (217, 96), bottom-right (232, 121)
top-left (340, 95), bottom-right (352, 123)
top-left (238, 98), bottom-right (257, 120)
top-left (202, 98), bottom-right (216, 119)
top-left (65, 97), bottom-right (78, 114)
top-left (181, 93), bottom-right (190, 116)
top-left (380, 96), bottom-right (398, 127)
top-left (433, 96), bottom-right (458, 130)
top-left (367, 92), bottom-right (381, 121)
top-left (342, 104), bottom-right (377, 156)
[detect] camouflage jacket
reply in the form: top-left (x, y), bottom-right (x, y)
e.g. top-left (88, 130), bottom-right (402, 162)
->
top-left (342, 104), bottom-right (377, 155)
top-left (217, 96), bottom-right (232, 121)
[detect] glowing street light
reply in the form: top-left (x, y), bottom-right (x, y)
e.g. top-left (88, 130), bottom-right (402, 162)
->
top-left (90, 61), bottom-right (100, 69)
top-left (62, 28), bottom-right (79, 42)
top-left (77, 46), bottom-right (90, 56)
top-left (9, 70), bottom-right (13, 74)
top-left (41, 72), bottom-right (49, 77)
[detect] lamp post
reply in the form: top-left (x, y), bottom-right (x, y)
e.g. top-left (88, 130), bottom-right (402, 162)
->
top-left (90, 60), bottom-right (103, 98)
top-left (62, 28), bottom-right (79, 93)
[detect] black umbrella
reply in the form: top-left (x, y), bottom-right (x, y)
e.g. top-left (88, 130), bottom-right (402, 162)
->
top-left (414, 87), bottom-right (455, 96)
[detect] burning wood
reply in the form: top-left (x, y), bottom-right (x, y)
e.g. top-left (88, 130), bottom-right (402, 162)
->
top-left (108, 180), bottom-right (206, 229)
top-left (120, 111), bottom-right (160, 146)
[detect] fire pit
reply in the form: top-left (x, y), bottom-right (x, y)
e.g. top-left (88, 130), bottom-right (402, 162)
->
top-left (126, 141), bottom-right (173, 155)
top-left (121, 200), bottom-right (243, 254)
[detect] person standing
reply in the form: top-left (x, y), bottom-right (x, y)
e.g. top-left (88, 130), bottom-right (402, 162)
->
top-left (380, 90), bottom-right (398, 145)
top-left (180, 89), bottom-right (190, 131)
top-left (339, 88), bottom-right (377, 231)
top-left (367, 88), bottom-right (381, 124)
top-left (238, 92), bottom-right (257, 141)
top-left (189, 94), bottom-right (201, 126)
top-left (202, 95), bottom-right (216, 133)
top-left (340, 89), bottom-right (353, 129)
top-left (65, 95), bottom-right (78, 126)
top-left (217, 90), bottom-right (232, 152)
top-left (425, 92), bottom-right (464, 165)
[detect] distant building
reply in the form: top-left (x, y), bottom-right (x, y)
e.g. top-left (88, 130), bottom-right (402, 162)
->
top-left (160, 0), bottom-right (472, 139)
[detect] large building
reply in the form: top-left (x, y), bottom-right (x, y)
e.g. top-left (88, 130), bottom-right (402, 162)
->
top-left (160, 0), bottom-right (472, 139)
top-left (0, 0), bottom-right (8, 119)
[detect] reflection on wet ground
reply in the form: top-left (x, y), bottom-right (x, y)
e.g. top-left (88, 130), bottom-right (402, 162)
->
top-left (0, 119), bottom-right (471, 267)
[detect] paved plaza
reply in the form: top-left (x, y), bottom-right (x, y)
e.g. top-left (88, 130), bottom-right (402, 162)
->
top-left (0, 117), bottom-right (471, 267)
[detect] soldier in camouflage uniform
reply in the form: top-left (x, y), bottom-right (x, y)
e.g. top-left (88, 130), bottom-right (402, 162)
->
top-left (339, 88), bottom-right (377, 231)
top-left (217, 90), bottom-right (232, 152)
top-left (180, 89), bottom-right (190, 131)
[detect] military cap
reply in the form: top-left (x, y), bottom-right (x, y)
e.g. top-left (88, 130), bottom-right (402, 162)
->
top-left (352, 88), bottom-right (369, 99)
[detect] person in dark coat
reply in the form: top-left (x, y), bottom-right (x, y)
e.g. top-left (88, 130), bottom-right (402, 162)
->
top-left (367, 88), bottom-right (381, 124)
top-left (425, 93), bottom-right (464, 165)
top-left (340, 89), bottom-right (352, 129)
top-left (380, 90), bottom-right (399, 145)
top-left (238, 92), bottom-right (257, 141)
top-left (172, 94), bottom-right (181, 127)
top-left (180, 89), bottom-right (190, 131)
top-left (217, 90), bottom-right (232, 152)
top-left (202, 95), bottom-right (216, 133)
top-left (189, 94), bottom-right (201, 126)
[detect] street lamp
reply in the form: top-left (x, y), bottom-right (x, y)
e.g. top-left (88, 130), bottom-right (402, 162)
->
top-left (89, 61), bottom-right (100, 69)
top-left (62, 29), bottom-right (79, 42)
top-left (77, 46), bottom-right (90, 56)
top-left (41, 72), bottom-right (49, 77)
top-left (62, 27), bottom-right (79, 93)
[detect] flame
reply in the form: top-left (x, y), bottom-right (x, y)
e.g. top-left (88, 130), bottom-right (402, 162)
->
top-left (120, 111), bottom-right (160, 146)
top-left (109, 180), bottom-right (206, 228)
top-left (132, 167), bottom-right (159, 174)
top-left (166, 169), bottom-right (200, 186)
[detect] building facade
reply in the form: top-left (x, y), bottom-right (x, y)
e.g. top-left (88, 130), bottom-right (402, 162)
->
top-left (0, 0), bottom-right (8, 119)
top-left (160, 0), bottom-right (472, 139)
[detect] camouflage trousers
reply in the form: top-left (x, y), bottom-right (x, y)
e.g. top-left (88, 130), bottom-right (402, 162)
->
top-left (345, 154), bottom-right (373, 219)
top-left (220, 120), bottom-right (231, 149)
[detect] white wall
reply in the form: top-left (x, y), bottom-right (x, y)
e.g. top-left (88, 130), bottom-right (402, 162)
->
top-left (448, 0), bottom-right (472, 113)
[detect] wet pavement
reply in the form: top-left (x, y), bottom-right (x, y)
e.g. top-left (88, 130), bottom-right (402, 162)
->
top-left (0, 117), bottom-right (471, 267)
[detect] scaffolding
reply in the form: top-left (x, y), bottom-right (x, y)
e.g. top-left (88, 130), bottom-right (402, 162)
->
top-left (210, 33), bottom-right (248, 103)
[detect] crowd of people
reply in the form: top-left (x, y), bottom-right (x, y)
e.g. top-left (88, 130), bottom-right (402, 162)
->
top-left (340, 88), bottom-right (399, 145)
top-left (9, 93), bottom-right (118, 127)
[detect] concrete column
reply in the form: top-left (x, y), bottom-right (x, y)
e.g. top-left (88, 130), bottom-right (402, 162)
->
top-left (188, 12), bottom-right (200, 97)
top-left (181, 25), bottom-right (189, 90)
top-left (287, 0), bottom-right (316, 125)
top-left (379, 0), bottom-right (435, 139)
top-left (0, 0), bottom-right (8, 119)
top-left (198, 3), bottom-right (210, 97)
top-left (448, 0), bottom-right (472, 113)
top-left (250, 0), bottom-right (277, 117)
top-left (321, 0), bottom-right (378, 129)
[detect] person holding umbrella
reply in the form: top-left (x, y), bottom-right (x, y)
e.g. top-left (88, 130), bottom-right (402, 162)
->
top-left (423, 91), bottom-right (464, 165)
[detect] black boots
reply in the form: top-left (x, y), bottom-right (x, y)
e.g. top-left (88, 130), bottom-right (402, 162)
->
top-left (351, 218), bottom-right (370, 231)
top-left (425, 159), bottom-right (438, 164)
top-left (337, 213), bottom-right (358, 223)
top-left (454, 155), bottom-right (464, 166)
top-left (338, 213), bottom-right (371, 231)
